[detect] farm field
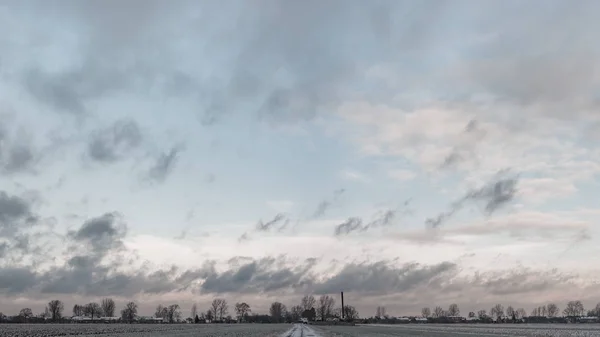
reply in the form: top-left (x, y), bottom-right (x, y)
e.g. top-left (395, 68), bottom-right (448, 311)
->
top-left (0, 323), bottom-right (292, 337)
top-left (3, 323), bottom-right (600, 337)
top-left (317, 323), bottom-right (600, 337)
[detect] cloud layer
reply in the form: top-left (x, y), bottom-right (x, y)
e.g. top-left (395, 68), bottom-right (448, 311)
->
top-left (1, 0), bottom-right (600, 317)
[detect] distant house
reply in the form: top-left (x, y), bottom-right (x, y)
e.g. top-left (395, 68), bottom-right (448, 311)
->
top-left (446, 316), bottom-right (466, 323)
top-left (578, 316), bottom-right (599, 323)
top-left (137, 316), bottom-right (163, 323)
top-left (99, 317), bottom-right (121, 323)
top-left (414, 317), bottom-right (428, 323)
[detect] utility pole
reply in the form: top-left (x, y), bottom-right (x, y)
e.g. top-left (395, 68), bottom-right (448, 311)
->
top-left (341, 292), bottom-right (345, 319)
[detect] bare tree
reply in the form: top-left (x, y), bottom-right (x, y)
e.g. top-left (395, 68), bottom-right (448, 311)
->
top-left (563, 300), bottom-right (584, 317)
top-left (594, 303), bottom-right (600, 318)
top-left (101, 298), bottom-right (116, 317)
top-left (477, 309), bottom-right (487, 318)
top-left (217, 299), bottom-right (228, 320)
top-left (155, 304), bottom-right (167, 319)
top-left (301, 295), bottom-right (316, 311)
top-left (515, 308), bottom-right (527, 319)
top-left (191, 303), bottom-right (198, 320)
top-left (85, 303), bottom-right (102, 320)
top-left (166, 304), bottom-right (181, 323)
top-left (375, 306), bottom-right (387, 319)
top-left (468, 312), bottom-right (475, 318)
top-left (531, 307), bottom-right (539, 317)
top-left (421, 307), bottom-right (431, 318)
top-left (506, 306), bottom-right (515, 318)
top-left (448, 304), bottom-right (460, 316)
top-left (270, 302), bottom-right (287, 322)
top-left (541, 305), bottom-right (548, 317)
top-left (205, 309), bottom-right (214, 322)
top-left (19, 308), bottom-right (33, 319)
top-left (342, 305), bottom-right (359, 320)
top-left (73, 304), bottom-right (86, 316)
top-left (316, 295), bottom-right (335, 321)
top-left (290, 305), bottom-right (303, 322)
top-left (210, 299), bottom-right (221, 321)
top-left (546, 303), bottom-right (559, 317)
top-left (490, 304), bottom-right (504, 319)
top-left (47, 300), bottom-right (64, 321)
top-left (433, 306), bottom-right (444, 318)
top-left (120, 302), bottom-right (137, 323)
top-left (234, 302), bottom-right (251, 322)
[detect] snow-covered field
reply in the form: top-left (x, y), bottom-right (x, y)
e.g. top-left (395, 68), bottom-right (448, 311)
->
top-left (0, 323), bottom-right (291, 336)
top-left (3, 323), bottom-right (600, 337)
top-left (318, 323), bottom-right (600, 336)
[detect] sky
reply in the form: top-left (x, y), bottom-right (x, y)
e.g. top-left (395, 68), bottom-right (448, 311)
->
top-left (1, 0), bottom-right (600, 318)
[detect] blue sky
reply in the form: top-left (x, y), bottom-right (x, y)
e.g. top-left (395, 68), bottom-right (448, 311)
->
top-left (1, 0), bottom-right (600, 318)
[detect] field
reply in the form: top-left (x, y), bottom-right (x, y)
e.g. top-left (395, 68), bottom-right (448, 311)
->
top-left (2, 323), bottom-right (600, 337)
top-left (319, 324), bottom-right (600, 336)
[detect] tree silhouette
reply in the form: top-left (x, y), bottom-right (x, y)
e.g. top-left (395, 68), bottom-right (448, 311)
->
top-left (120, 302), bottom-right (137, 323)
top-left (101, 298), bottom-right (116, 317)
top-left (47, 300), bottom-right (64, 321)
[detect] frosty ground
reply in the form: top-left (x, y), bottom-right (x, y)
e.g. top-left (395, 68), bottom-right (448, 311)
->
top-left (2, 323), bottom-right (600, 336)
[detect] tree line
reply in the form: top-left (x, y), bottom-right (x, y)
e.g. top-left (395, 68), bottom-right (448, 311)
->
top-left (0, 294), bottom-right (359, 324)
top-left (416, 300), bottom-right (598, 321)
top-left (0, 298), bottom-right (139, 323)
top-left (188, 295), bottom-right (358, 324)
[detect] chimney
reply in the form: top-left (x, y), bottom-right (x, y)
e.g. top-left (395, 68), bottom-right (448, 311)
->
top-left (341, 291), bottom-right (345, 319)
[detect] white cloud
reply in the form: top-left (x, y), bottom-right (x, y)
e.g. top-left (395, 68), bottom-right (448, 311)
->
top-left (333, 100), bottom-right (600, 202)
top-left (518, 177), bottom-right (578, 203)
top-left (340, 169), bottom-right (369, 182)
top-left (266, 200), bottom-right (295, 212)
top-left (388, 169), bottom-right (416, 181)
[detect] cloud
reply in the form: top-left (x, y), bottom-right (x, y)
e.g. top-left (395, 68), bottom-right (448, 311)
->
top-left (67, 212), bottom-right (127, 255)
top-left (313, 261), bottom-right (457, 295)
top-left (86, 119), bottom-right (142, 163)
top-left (333, 217), bottom-right (363, 236)
top-left (388, 169), bottom-right (416, 182)
top-left (1, 0), bottom-right (600, 315)
top-left (0, 191), bottom-right (38, 239)
top-left (312, 188), bottom-right (345, 219)
top-left (340, 169), bottom-right (368, 182)
top-left (398, 211), bottom-right (590, 245)
top-left (146, 145), bottom-right (184, 183)
top-left (0, 119), bottom-right (37, 175)
top-left (266, 200), bottom-right (295, 212)
top-left (426, 171), bottom-right (519, 228)
top-left (334, 201), bottom-right (412, 236)
top-left (256, 213), bottom-right (289, 232)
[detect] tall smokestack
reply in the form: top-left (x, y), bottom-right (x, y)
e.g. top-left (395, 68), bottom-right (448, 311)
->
top-left (341, 291), bottom-right (345, 319)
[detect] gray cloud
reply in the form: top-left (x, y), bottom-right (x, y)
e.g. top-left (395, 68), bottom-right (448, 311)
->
top-left (0, 233), bottom-right (584, 303)
top-left (87, 119), bottom-right (142, 163)
top-left (426, 171), bottom-right (519, 228)
top-left (441, 119), bottom-right (487, 169)
top-left (0, 121), bottom-right (37, 174)
top-left (147, 146), bottom-right (183, 183)
top-left (255, 213), bottom-right (288, 232)
top-left (334, 202), bottom-right (410, 236)
top-left (334, 217), bottom-right (363, 236)
top-left (0, 191), bottom-right (37, 238)
top-left (465, 175), bottom-right (519, 215)
top-left (313, 261), bottom-right (457, 295)
top-left (199, 257), bottom-right (314, 294)
top-left (4, 1), bottom-right (417, 127)
top-left (313, 188), bottom-right (345, 218)
top-left (67, 212), bottom-right (126, 256)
